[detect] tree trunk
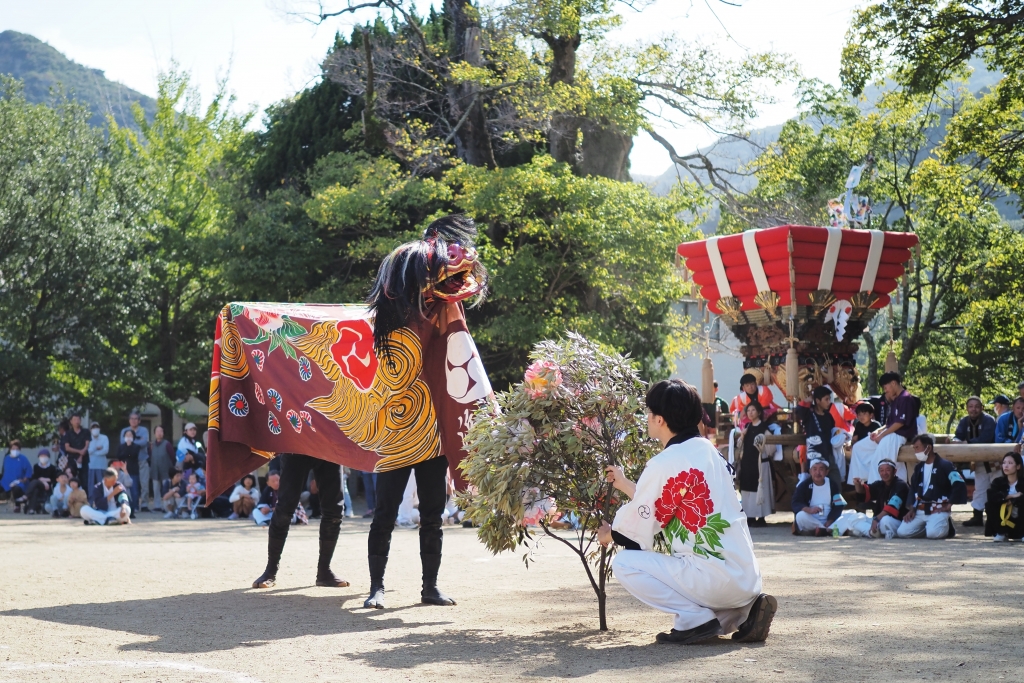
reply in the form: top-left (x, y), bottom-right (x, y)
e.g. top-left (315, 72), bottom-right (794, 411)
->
top-left (544, 34), bottom-right (581, 167)
top-left (598, 545), bottom-right (608, 631)
top-left (160, 404), bottom-right (175, 437)
top-left (579, 119), bottom-right (633, 181)
top-left (862, 329), bottom-right (878, 396)
top-left (445, 0), bottom-right (496, 168)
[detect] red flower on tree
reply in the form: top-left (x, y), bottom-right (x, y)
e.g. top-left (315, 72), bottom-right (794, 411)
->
top-left (654, 468), bottom-right (729, 560)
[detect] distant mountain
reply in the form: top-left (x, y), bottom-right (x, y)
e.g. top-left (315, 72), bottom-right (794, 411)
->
top-left (0, 30), bottom-right (156, 129)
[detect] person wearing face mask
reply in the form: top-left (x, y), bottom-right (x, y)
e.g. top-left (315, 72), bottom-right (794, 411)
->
top-left (23, 449), bottom-right (60, 514)
top-left (86, 423), bottom-right (110, 492)
top-left (1, 440), bottom-right (33, 508)
top-left (896, 434), bottom-right (967, 539)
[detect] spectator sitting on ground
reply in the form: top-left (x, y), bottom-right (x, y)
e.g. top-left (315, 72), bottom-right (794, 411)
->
top-left (176, 422), bottom-right (203, 464)
top-left (897, 434), bottom-right (967, 539)
top-left (848, 459), bottom-right (911, 538)
top-left (80, 467), bottom-right (132, 526)
top-left (86, 422), bottom-right (110, 492)
top-left (229, 474), bottom-right (260, 520)
top-left (149, 426), bottom-right (175, 515)
top-left (66, 478), bottom-right (87, 518)
top-left (996, 397), bottom-right (1024, 445)
top-left (185, 473), bottom-right (205, 519)
top-left (46, 472), bottom-right (74, 517)
top-left (23, 449), bottom-right (59, 515)
top-left (987, 452), bottom-right (1024, 541)
top-left (954, 396), bottom-right (998, 529)
top-left (161, 468), bottom-right (185, 519)
top-left (791, 459), bottom-right (846, 536)
top-left (851, 403), bottom-right (882, 446)
top-left (1, 440), bottom-right (33, 508)
top-left (253, 472), bottom-right (281, 526)
top-left (847, 372), bottom-right (918, 485)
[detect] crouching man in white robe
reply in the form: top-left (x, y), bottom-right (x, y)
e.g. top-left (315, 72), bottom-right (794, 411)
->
top-left (599, 379), bottom-right (777, 645)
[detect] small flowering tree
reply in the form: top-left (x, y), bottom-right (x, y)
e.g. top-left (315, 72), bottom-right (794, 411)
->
top-left (459, 333), bottom-right (660, 630)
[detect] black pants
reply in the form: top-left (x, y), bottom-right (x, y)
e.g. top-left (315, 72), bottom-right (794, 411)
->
top-left (269, 454), bottom-right (343, 544)
top-left (368, 455), bottom-right (448, 557)
top-left (25, 480), bottom-right (53, 512)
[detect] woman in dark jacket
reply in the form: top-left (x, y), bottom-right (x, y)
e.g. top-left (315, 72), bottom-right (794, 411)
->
top-left (737, 401), bottom-right (778, 527)
top-left (986, 452), bottom-right (1024, 541)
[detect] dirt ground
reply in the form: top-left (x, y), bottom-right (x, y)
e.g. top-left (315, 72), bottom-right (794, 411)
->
top-left (0, 504), bottom-right (1021, 683)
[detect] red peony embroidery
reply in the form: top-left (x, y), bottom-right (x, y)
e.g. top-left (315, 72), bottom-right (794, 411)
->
top-left (331, 320), bottom-right (379, 392)
top-left (654, 468), bottom-right (715, 533)
top-left (654, 468), bottom-right (730, 560)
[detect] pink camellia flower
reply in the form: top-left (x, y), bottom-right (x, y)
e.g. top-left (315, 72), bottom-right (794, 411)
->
top-left (523, 360), bottom-right (562, 399)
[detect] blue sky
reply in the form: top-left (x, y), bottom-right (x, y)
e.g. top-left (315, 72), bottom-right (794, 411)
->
top-left (0, 0), bottom-right (863, 176)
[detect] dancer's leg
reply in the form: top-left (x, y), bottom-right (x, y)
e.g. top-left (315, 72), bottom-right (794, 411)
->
top-left (312, 459), bottom-right (348, 587)
top-left (414, 456), bottom-right (454, 606)
top-left (365, 464), bottom-right (413, 608)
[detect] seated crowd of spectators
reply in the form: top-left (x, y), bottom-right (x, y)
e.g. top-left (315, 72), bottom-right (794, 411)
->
top-left (0, 410), bottom-right (426, 527)
top-left (727, 374), bottom-right (1024, 542)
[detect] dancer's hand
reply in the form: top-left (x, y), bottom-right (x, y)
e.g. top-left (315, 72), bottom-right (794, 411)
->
top-left (597, 520), bottom-right (613, 547)
top-left (604, 466), bottom-right (636, 499)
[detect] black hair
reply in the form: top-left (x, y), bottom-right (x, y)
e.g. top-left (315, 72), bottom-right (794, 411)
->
top-left (744, 400), bottom-right (765, 419)
top-left (912, 433), bottom-right (934, 449)
top-left (241, 474), bottom-right (256, 488)
top-left (740, 373), bottom-right (757, 387)
top-left (1002, 452), bottom-right (1023, 470)
top-left (811, 386), bottom-right (832, 401)
top-left (878, 371), bottom-right (902, 387)
top-left (367, 215), bottom-right (487, 369)
top-left (855, 402), bottom-right (875, 415)
top-left (169, 467), bottom-right (180, 478)
top-left (645, 379), bottom-right (703, 434)
top-left (1015, 397), bottom-right (1024, 407)
top-left (713, 381), bottom-right (719, 388)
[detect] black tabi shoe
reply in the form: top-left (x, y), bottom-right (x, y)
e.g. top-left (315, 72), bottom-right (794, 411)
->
top-left (315, 569), bottom-right (350, 587)
top-left (364, 554), bottom-right (388, 609)
top-left (252, 571), bottom-right (276, 589)
top-left (655, 618), bottom-right (723, 644)
top-left (420, 553), bottom-right (456, 606)
top-left (947, 518), bottom-right (957, 538)
top-left (732, 594), bottom-right (778, 642)
top-left (962, 510), bottom-right (984, 527)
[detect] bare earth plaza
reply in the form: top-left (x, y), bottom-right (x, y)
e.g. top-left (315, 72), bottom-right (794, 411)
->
top-left (4, 0), bottom-right (1024, 681)
top-left (1, 511), bottom-right (1022, 683)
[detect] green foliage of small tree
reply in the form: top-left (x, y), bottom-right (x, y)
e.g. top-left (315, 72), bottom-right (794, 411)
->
top-left (459, 333), bottom-right (659, 630)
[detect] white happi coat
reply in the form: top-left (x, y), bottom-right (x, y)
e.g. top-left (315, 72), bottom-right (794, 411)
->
top-left (613, 436), bottom-right (762, 612)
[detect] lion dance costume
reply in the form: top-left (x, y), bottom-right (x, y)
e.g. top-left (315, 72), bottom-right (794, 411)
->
top-left (205, 215), bottom-right (492, 606)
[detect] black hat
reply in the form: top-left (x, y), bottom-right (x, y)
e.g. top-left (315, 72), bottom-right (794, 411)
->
top-left (992, 394), bottom-right (1011, 406)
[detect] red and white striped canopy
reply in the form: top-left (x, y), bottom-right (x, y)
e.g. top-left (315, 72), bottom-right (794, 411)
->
top-left (677, 225), bottom-right (918, 314)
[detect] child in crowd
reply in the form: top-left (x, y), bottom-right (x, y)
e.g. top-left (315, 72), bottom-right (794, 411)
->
top-left (162, 468), bottom-right (185, 518)
top-left (46, 472), bottom-right (74, 517)
top-left (185, 472), bottom-right (205, 519)
top-left (852, 402), bottom-right (882, 445)
top-left (67, 478), bottom-right (88, 518)
top-left (228, 474), bottom-right (260, 520)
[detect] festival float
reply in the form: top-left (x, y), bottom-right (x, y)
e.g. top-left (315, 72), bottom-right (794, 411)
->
top-left (676, 224), bottom-right (919, 409)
